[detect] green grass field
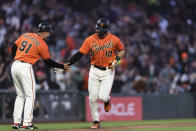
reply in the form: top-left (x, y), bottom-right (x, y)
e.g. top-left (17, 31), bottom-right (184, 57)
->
top-left (0, 119), bottom-right (196, 131)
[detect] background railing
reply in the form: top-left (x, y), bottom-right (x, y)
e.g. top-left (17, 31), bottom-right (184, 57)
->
top-left (0, 90), bottom-right (85, 123)
top-left (0, 90), bottom-right (196, 123)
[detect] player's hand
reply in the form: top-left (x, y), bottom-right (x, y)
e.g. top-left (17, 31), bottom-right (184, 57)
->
top-left (109, 60), bottom-right (117, 71)
top-left (54, 62), bottom-right (71, 74)
top-left (64, 62), bottom-right (71, 71)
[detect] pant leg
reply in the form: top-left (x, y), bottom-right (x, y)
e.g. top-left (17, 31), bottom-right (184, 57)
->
top-left (20, 65), bottom-right (36, 126)
top-left (11, 63), bottom-right (25, 124)
top-left (99, 70), bottom-right (115, 102)
top-left (88, 67), bottom-right (101, 121)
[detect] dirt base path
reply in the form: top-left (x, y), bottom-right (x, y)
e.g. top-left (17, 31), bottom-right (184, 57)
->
top-left (42, 123), bottom-right (196, 131)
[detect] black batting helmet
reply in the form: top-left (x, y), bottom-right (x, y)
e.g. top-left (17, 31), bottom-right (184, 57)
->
top-left (96, 18), bottom-right (110, 38)
top-left (96, 18), bottom-right (110, 32)
top-left (38, 22), bottom-right (53, 32)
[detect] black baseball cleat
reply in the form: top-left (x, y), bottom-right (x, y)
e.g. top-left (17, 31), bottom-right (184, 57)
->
top-left (12, 123), bottom-right (22, 129)
top-left (22, 125), bottom-right (38, 130)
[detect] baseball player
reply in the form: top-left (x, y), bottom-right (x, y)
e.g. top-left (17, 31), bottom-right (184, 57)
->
top-left (65, 18), bottom-right (125, 129)
top-left (11, 22), bottom-right (70, 129)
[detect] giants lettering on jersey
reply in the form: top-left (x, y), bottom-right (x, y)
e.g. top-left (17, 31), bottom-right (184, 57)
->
top-left (91, 41), bottom-right (113, 56)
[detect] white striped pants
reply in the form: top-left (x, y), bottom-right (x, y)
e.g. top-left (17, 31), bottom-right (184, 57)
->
top-left (11, 61), bottom-right (35, 126)
top-left (88, 65), bottom-right (115, 121)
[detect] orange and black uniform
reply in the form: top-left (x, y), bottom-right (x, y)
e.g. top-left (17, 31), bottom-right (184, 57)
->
top-left (68, 33), bottom-right (124, 67)
top-left (79, 33), bottom-right (124, 67)
top-left (68, 32), bottom-right (125, 124)
top-left (12, 33), bottom-right (64, 68)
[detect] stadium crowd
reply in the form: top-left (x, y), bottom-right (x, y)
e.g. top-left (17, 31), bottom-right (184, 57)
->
top-left (1, 0), bottom-right (196, 95)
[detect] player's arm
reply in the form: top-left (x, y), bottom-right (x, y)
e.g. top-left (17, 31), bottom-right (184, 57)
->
top-left (67, 51), bottom-right (84, 66)
top-left (115, 38), bottom-right (125, 62)
top-left (11, 44), bottom-right (18, 59)
top-left (109, 49), bottom-right (125, 69)
top-left (44, 59), bottom-right (65, 69)
top-left (53, 52), bottom-right (83, 74)
top-left (66, 38), bottom-right (89, 65)
top-left (40, 42), bottom-right (69, 70)
top-left (109, 38), bottom-right (125, 70)
top-left (116, 49), bottom-right (125, 62)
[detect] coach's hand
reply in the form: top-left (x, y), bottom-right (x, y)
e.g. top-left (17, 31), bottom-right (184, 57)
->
top-left (64, 62), bottom-right (71, 71)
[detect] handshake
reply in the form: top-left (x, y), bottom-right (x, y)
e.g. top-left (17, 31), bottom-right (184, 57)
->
top-left (54, 62), bottom-right (71, 74)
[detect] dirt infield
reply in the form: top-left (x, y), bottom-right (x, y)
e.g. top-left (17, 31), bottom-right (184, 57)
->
top-left (42, 123), bottom-right (196, 131)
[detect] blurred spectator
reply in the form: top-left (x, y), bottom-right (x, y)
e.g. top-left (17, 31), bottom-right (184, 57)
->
top-left (80, 68), bottom-right (89, 91)
top-left (0, 62), bottom-right (13, 90)
top-left (0, 0), bottom-right (196, 95)
top-left (35, 70), bottom-right (52, 119)
top-left (132, 77), bottom-right (148, 94)
top-left (35, 70), bottom-right (49, 91)
top-left (158, 64), bottom-right (176, 93)
top-left (67, 66), bottom-right (83, 91)
top-left (0, 62), bottom-right (8, 89)
top-left (54, 71), bottom-right (67, 91)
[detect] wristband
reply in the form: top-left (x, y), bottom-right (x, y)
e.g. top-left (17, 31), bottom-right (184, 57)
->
top-left (115, 56), bottom-right (120, 62)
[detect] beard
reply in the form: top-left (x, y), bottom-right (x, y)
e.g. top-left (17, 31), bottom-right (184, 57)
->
top-left (96, 30), bottom-right (108, 39)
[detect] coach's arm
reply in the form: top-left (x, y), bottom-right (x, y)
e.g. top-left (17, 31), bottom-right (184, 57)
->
top-left (11, 44), bottom-right (17, 59)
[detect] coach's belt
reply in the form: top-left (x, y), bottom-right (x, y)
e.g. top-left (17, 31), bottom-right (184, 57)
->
top-left (93, 65), bottom-right (111, 70)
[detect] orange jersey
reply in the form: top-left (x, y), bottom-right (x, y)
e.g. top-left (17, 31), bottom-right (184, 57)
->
top-left (79, 33), bottom-right (124, 67)
top-left (14, 33), bottom-right (51, 65)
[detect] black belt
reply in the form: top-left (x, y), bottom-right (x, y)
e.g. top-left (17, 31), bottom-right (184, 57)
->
top-left (93, 65), bottom-right (111, 70)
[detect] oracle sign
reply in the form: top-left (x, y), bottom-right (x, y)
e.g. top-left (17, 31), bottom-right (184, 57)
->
top-left (85, 97), bottom-right (142, 121)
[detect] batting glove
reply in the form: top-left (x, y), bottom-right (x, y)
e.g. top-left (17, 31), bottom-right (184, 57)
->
top-left (109, 56), bottom-right (120, 71)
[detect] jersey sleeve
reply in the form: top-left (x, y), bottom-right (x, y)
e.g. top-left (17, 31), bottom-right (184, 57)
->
top-left (79, 39), bottom-right (90, 55)
top-left (15, 34), bottom-right (23, 46)
top-left (116, 38), bottom-right (125, 51)
top-left (39, 41), bottom-right (51, 60)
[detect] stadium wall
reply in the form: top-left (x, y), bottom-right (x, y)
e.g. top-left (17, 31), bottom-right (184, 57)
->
top-left (0, 91), bottom-right (195, 123)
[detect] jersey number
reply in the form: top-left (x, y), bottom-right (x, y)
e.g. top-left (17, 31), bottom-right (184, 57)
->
top-left (19, 41), bottom-right (33, 54)
top-left (105, 51), bottom-right (112, 57)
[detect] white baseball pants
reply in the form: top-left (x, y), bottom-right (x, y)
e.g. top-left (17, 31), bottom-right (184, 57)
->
top-left (11, 61), bottom-right (36, 126)
top-left (88, 65), bottom-right (115, 121)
